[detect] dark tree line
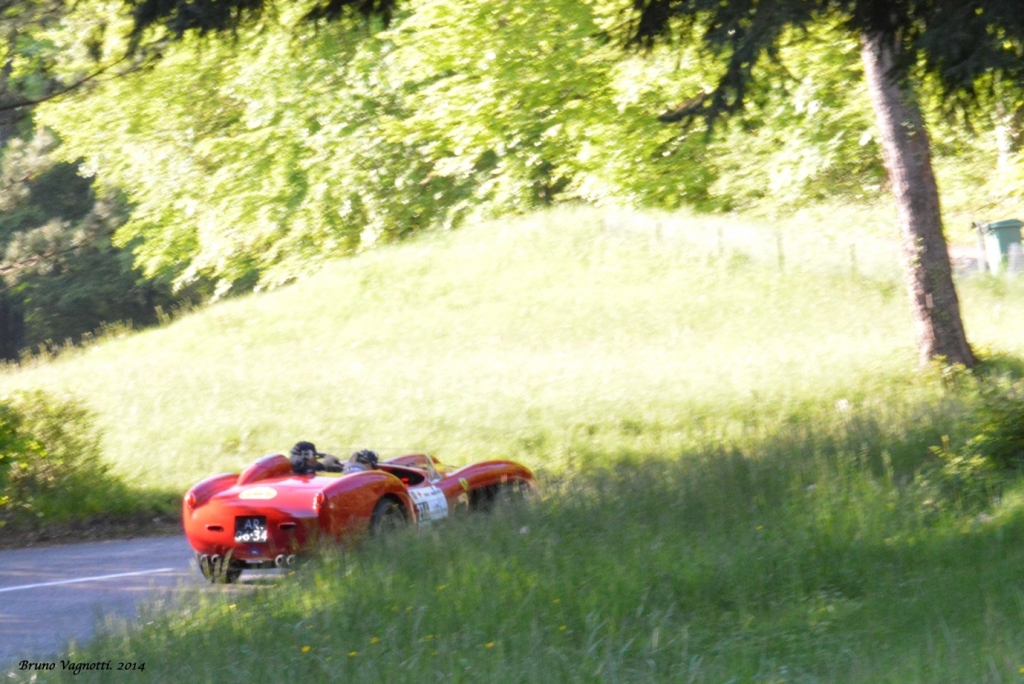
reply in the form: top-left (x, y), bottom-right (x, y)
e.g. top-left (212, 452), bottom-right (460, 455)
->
top-left (0, 131), bottom-right (182, 359)
top-left (0, 0), bottom-right (191, 361)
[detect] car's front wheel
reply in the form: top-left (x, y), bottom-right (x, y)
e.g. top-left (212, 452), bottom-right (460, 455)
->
top-left (469, 480), bottom-right (532, 512)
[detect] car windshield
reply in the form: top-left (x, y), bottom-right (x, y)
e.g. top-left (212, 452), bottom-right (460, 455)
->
top-left (328, 449), bottom-right (443, 471)
top-left (306, 449), bottom-right (443, 485)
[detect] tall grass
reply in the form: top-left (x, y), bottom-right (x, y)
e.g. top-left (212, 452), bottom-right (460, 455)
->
top-left (33, 386), bottom-right (1024, 682)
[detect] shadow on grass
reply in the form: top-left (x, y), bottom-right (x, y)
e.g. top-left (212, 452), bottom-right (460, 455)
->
top-left (975, 349), bottom-right (1024, 381)
top-left (0, 389), bottom-right (185, 547)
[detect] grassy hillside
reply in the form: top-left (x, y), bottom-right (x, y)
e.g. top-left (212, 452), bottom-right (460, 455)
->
top-left (6, 206), bottom-right (1024, 681)
top-left (1, 205), bottom-right (1019, 492)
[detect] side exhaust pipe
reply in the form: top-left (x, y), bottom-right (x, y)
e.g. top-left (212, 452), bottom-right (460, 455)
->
top-left (274, 554), bottom-right (286, 568)
top-left (285, 554), bottom-right (297, 567)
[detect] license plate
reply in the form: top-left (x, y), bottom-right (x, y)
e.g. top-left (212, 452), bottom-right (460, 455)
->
top-left (234, 516), bottom-right (267, 543)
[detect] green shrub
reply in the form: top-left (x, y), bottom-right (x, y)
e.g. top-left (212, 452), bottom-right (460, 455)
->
top-left (909, 380), bottom-right (1024, 516)
top-left (968, 383), bottom-right (1024, 470)
top-left (0, 390), bottom-right (133, 529)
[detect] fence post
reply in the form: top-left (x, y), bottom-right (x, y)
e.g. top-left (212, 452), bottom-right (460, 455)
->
top-left (974, 221), bottom-right (988, 272)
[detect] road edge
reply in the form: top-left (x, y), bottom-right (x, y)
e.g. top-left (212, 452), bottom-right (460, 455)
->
top-left (0, 513), bottom-right (182, 550)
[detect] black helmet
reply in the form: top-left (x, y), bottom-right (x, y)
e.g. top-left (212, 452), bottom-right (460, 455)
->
top-left (291, 441), bottom-right (319, 459)
top-left (351, 449), bottom-right (379, 468)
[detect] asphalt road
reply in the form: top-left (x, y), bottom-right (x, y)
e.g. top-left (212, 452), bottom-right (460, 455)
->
top-left (0, 536), bottom-right (201, 669)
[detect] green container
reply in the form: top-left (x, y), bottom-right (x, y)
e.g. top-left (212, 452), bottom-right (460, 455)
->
top-left (982, 219), bottom-right (1023, 274)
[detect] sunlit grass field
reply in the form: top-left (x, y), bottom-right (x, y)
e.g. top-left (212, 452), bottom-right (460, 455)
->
top-left (4, 204), bottom-right (1017, 491)
top-left (6, 205), bottom-right (1024, 681)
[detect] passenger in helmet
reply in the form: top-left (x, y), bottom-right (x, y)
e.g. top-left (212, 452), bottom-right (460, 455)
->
top-left (320, 452), bottom-right (344, 472)
top-left (344, 449), bottom-right (379, 474)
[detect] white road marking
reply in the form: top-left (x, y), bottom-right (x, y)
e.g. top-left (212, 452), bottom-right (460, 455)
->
top-left (0, 568), bottom-right (176, 594)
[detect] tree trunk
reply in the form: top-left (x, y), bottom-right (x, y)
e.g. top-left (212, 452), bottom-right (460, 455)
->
top-left (860, 32), bottom-right (975, 368)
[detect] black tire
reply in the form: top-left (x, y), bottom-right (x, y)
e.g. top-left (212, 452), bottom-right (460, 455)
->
top-left (498, 480), bottom-right (531, 506)
top-left (470, 480), bottom-right (531, 513)
top-left (370, 497), bottom-right (408, 536)
top-left (197, 553), bottom-right (214, 581)
top-left (223, 561), bottom-right (243, 584)
top-left (196, 553), bottom-right (243, 584)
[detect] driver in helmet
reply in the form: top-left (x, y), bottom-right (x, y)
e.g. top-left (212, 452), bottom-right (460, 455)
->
top-left (290, 441), bottom-right (324, 475)
top-left (344, 449), bottom-right (379, 474)
top-left (290, 440), bottom-right (348, 474)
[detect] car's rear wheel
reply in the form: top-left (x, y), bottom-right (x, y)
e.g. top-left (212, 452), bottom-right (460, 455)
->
top-left (370, 497), bottom-right (408, 536)
top-left (196, 553), bottom-right (244, 584)
top-left (223, 561), bottom-right (243, 584)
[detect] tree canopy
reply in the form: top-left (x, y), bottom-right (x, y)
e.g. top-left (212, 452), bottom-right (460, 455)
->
top-left (629, 0), bottom-right (1024, 128)
top-left (25, 0), bottom-right (1020, 296)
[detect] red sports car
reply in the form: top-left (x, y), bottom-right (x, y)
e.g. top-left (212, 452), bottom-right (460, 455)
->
top-left (183, 451), bottom-right (535, 582)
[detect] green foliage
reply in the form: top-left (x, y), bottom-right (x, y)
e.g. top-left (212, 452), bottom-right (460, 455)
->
top-left (379, 0), bottom-right (612, 209)
top-left (39, 10), bottom-right (371, 294)
top-left (0, 389), bottom-right (132, 528)
top-left (0, 0), bottom-right (128, 116)
top-left (6, 0), bottom-right (1018, 298)
top-left (705, 22), bottom-right (885, 208)
top-left (18, 242), bottom-right (170, 350)
top-left (33, 2), bottom-right (873, 289)
top-left (918, 436), bottom-right (999, 515)
top-left (39, 0), bottom-right (625, 291)
top-left (0, 402), bottom-right (37, 512)
top-left (31, 0), bottom-right (1024, 291)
